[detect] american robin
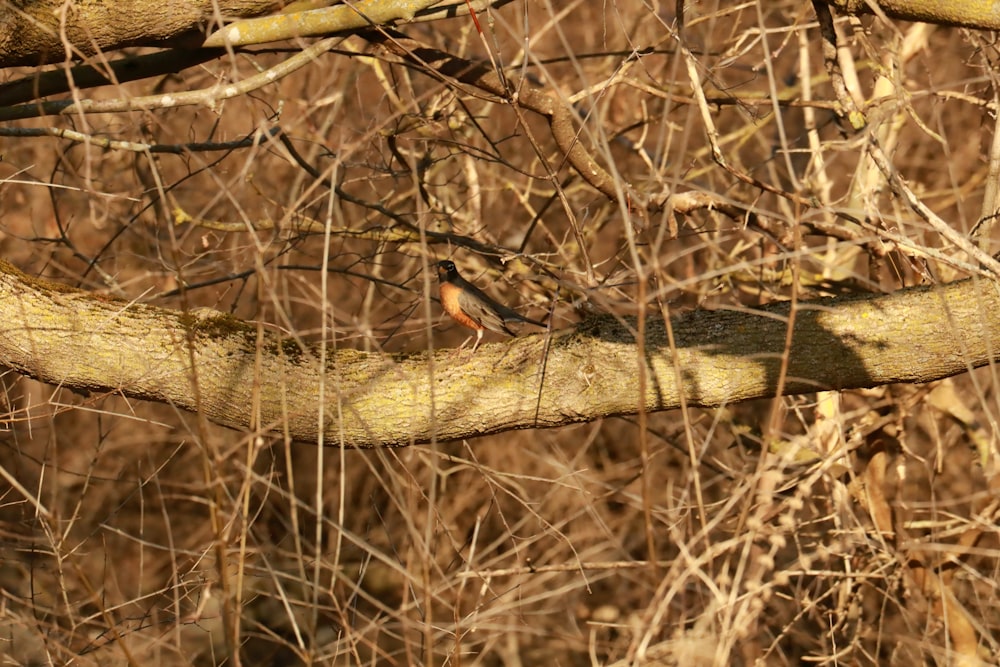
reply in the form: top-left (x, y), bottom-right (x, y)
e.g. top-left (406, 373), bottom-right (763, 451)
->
top-left (436, 260), bottom-right (546, 353)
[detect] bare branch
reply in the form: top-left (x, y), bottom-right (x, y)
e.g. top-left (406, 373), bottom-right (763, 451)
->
top-left (0, 37), bottom-right (344, 121)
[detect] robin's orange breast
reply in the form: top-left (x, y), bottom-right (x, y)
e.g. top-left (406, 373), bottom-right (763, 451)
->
top-left (440, 281), bottom-right (484, 331)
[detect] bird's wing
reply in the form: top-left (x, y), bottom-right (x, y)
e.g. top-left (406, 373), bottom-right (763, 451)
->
top-left (456, 284), bottom-right (518, 336)
top-left (480, 294), bottom-right (547, 329)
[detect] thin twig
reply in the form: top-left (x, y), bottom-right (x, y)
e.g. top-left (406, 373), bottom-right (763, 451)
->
top-left (0, 37), bottom-right (344, 121)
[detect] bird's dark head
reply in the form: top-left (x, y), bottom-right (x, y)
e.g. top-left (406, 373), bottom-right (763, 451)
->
top-left (436, 260), bottom-right (457, 282)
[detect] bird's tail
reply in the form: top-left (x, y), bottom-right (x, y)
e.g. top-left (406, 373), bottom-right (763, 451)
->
top-left (515, 313), bottom-right (548, 329)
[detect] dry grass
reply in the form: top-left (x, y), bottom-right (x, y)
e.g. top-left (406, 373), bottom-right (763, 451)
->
top-left (0, 1), bottom-right (998, 665)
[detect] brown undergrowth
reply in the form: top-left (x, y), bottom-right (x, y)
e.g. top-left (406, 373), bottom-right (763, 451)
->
top-left (0, 2), bottom-right (998, 665)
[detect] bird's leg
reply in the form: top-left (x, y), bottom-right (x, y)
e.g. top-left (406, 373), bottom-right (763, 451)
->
top-left (451, 334), bottom-right (474, 358)
top-left (470, 329), bottom-right (484, 355)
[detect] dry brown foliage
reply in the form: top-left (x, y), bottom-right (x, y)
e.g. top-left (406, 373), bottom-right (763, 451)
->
top-left (0, 1), bottom-right (998, 665)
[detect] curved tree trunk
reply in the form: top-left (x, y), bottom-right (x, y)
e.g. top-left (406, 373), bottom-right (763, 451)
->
top-left (1, 260), bottom-right (997, 447)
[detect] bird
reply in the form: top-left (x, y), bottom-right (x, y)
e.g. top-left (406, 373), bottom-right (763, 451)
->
top-left (435, 259), bottom-right (546, 354)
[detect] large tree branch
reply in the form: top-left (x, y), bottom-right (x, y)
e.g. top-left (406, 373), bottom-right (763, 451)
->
top-left (2, 261), bottom-right (999, 447)
top-left (819, 0), bottom-right (1000, 30)
top-left (0, 0), bottom-right (500, 68)
top-left (0, 0), bottom-right (285, 66)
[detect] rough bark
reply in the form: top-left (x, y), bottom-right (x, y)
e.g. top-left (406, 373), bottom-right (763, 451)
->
top-left (2, 260), bottom-right (999, 447)
top-left (3, 1), bottom-right (998, 70)
top-left (0, 0), bottom-right (286, 66)
top-left (820, 0), bottom-right (1000, 29)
